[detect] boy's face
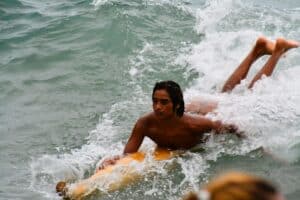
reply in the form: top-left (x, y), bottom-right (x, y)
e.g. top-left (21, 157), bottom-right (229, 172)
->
top-left (152, 89), bottom-right (175, 119)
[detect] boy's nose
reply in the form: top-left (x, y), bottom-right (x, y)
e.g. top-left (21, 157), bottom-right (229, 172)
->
top-left (154, 103), bottom-right (162, 110)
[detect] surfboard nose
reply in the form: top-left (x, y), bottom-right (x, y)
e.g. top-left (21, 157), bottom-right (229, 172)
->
top-left (56, 181), bottom-right (67, 196)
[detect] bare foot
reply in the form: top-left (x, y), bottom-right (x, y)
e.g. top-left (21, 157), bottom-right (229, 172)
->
top-left (275, 37), bottom-right (299, 54)
top-left (253, 36), bottom-right (275, 57)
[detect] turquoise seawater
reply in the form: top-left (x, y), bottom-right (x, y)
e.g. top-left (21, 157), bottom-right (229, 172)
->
top-left (1, 0), bottom-right (300, 199)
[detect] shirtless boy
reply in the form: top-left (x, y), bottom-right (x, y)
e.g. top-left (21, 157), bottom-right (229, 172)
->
top-left (101, 37), bottom-right (299, 168)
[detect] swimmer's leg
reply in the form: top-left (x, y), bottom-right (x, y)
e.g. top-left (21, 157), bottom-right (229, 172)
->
top-left (248, 38), bottom-right (299, 89)
top-left (222, 37), bottom-right (274, 92)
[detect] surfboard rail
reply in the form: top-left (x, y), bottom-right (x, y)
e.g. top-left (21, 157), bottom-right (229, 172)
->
top-left (56, 148), bottom-right (175, 199)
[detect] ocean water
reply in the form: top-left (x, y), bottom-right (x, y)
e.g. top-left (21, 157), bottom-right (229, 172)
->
top-left (1, 0), bottom-right (300, 199)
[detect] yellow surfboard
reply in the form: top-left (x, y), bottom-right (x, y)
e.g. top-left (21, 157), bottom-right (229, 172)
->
top-left (56, 148), bottom-right (175, 199)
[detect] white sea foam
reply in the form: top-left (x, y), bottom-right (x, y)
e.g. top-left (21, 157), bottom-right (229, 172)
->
top-left (194, 0), bottom-right (236, 34)
top-left (129, 42), bottom-right (154, 78)
top-left (92, 0), bottom-right (194, 14)
top-left (91, 0), bottom-right (110, 7)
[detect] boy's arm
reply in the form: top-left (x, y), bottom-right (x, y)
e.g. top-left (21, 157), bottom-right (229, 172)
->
top-left (213, 120), bottom-right (246, 138)
top-left (97, 118), bottom-right (146, 170)
top-left (195, 117), bottom-right (245, 138)
top-left (123, 118), bottom-right (146, 154)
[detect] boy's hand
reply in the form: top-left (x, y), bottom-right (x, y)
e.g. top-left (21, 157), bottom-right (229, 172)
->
top-left (97, 155), bottom-right (122, 171)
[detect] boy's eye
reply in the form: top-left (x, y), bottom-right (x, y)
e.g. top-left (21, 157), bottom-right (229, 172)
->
top-left (161, 100), bottom-right (169, 105)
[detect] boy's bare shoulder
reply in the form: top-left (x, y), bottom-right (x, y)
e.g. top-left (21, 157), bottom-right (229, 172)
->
top-left (136, 112), bottom-right (156, 125)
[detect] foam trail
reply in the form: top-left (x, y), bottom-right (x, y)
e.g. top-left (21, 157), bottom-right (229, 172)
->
top-left (214, 67), bottom-right (300, 161)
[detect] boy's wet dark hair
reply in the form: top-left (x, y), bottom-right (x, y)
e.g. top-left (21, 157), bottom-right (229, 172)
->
top-left (152, 80), bottom-right (185, 117)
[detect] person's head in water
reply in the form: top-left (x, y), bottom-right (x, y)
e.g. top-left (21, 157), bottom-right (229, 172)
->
top-left (183, 172), bottom-right (285, 200)
top-left (152, 80), bottom-right (184, 117)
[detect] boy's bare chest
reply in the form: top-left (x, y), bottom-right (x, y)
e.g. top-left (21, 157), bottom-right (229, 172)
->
top-left (148, 126), bottom-right (186, 138)
top-left (146, 123), bottom-right (200, 149)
